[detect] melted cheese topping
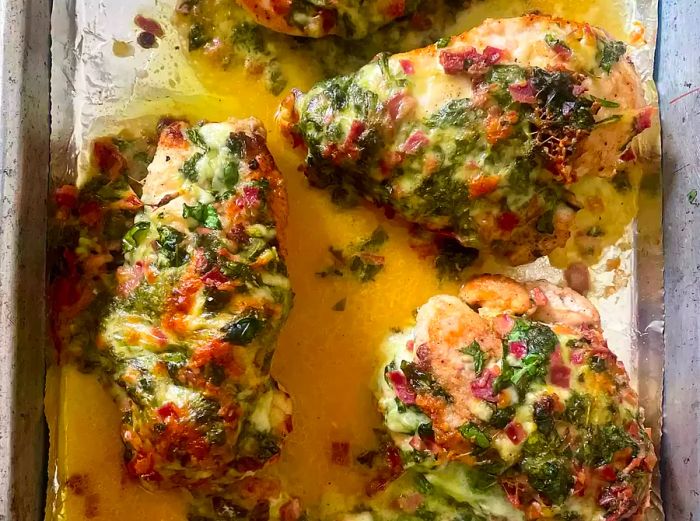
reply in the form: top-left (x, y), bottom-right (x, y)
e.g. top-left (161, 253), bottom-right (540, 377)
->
top-left (48, 1), bottom-right (650, 520)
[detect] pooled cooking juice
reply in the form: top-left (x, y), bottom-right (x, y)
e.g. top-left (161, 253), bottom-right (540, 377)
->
top-left (46, 1), bottom-right (648, 519)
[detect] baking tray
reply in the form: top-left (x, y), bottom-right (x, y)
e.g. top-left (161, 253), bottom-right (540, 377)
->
top-left (0, 0), bottom-right (694, 519)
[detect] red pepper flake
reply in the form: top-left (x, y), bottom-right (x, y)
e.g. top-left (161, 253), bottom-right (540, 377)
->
top-left (399, 59), bottom-right (415, 75)
top-left (134, 15), bottom-right (164, 37)
top-left (504, 421), bottom-right (526, 444)
top-left (331, 441), bottom-right (350, 466)
top-left (387, 370), bottom-right (417, 404)
top-left (497, 211), bottom-right (520, 232)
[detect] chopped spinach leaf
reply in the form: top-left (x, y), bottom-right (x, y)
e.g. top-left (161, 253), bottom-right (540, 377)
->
top-left (458, 422), bottom-right (490, 449)
top-left (599, 40), bottom-right (627, 73)
top-left (182, 202), bottom-right (222, 230)
top-left (221, 311), bottom-right (265, 345)
top-left (181, 152), bottom-right (203, 182)
top-left (122, 221), bottom-right (150, 253)
top-left (461, 340), bottom-right (486, 376)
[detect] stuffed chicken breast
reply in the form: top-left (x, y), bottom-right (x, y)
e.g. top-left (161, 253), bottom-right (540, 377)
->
top-left (96, 119), bottom-right (293, 489)
top-left (279, 15), bottom-right (652, 264)
top-left (236, 0), bottom-right (416, 39)
top-left (376, 275), bottom-right (655, 521)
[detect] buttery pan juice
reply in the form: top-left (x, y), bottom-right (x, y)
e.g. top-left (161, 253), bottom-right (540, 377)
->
top-left (46, 1), bottom-right (648, 520)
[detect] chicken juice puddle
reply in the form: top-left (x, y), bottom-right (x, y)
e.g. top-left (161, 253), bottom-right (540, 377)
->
top-left (46, 0), bottom-right (652, 520)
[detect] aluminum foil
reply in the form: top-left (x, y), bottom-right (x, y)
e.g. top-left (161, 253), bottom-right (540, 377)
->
top-left (48, 0), bottom-right (664, 518)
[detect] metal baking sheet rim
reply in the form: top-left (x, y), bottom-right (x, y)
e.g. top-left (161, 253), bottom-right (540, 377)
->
top-left (0, 1), bottom-right (674, 521)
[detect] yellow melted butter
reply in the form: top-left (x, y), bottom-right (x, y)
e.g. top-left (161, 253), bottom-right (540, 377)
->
top-left (48, 1), bottom-right (643, 519)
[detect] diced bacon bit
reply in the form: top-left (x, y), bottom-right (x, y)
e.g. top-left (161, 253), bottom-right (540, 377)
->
top-left (379, 150), bottom-right (404, 176)
top-left (571, 350), bottom-right (586, 365)
top-left (439, 46), bottom-right (503, 75)
top-left (530, 287), bottom-right (549, 307)
top-left (237, 186), bottom-right (262, 209)
top-left (93, 140), bottom-right (126, 178)
top-left (626, 421), bottom-right (640, 437)
top-left (493, 314), bottom-right (515, 337)
top-left (346, 120), bottom-right (366, 145)
top-left (399, 59), bottom-right (415, 75)
top-left (599, 482), bottom-right (637, 517)
top-left (468, 175), bottom-right (500, 198)
top-left (387, 370), bottom-right (417, 404)
top-left (134, 15), bottom-right (164, 37)
top-left (234, 457), bottom-right (266, 473)
top-left (501, 478), bottom-right (527, 507)
top-left (508, 341), bottom-right (527, 359)
top-left (504, 421), bottom-right (526, 444)
top-left (151, 327), bottom-right (168, 347)
top-left (202, 267), bottom-right (229, 287)
top-left (78, 200), bottom-right (102, 227)
top-left (409, 12), bottom-right (432, 30)
top-left (508, 81), bottom-right (537, 104)
top-left (596, 464), bottom-right (618, 482)
top-left (54, 185), bottom-right (78, 209)
top-left (331, 441), bottom-right (351, 466)
top-left (116, 262), bottom-right (145, 297)
top-left (415, 342), bottom-right (430, 363)
top-left (279, 499), bottom-right (303, 521)
top-left (157, 402), bottom-right (180, 419)
top-left (497, 211), bottom-right (520, 232)
top-left (619, 148), bottom-right (636, 162)
top-left (400, 130), bottom-right (429, 154)
top-left (470, 370), bottom-right (498, 402)
top-left (573, 83), bottom-right (588, 96)
top-left (386, 92), bottom-right (416, 123)
top-left (127, 451), bottom-right (163, 482)
top-left (573, 465), bottom-right (589, 496)
top-left (635, 106), bottom-right (654, 134)
top-left (319, 8), bottom-right (337, 33)
top-left (383, 0), bottom-right (406, 17)
top-left (409, 435), bottom-right (425, 451)
top-left (365, 446), bottom-right (403, 496)
top-left (397, 493), bottom-right (424, 514)
top-left (551, 42), bottom-right (573, 60)
top-left (549, 348), bottom-right (571, 388)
